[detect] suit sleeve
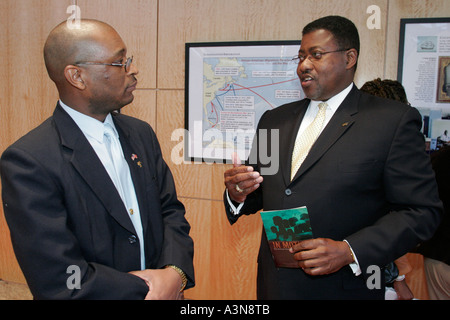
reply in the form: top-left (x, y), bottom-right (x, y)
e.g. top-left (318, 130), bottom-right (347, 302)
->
top-left (346, 107), bottom-right (442, 274)
top-left (0, 146), bottom-right (149, 299)
top-left (146, 126), bottom-right (195, 289)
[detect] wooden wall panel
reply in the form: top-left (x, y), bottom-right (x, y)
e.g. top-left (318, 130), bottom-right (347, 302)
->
top-left (121, 89), bottom-right (157, 129)
top-left (76, 0), bottom-right (158, 89)
top-left (0, 0), bottom-right (70, 284)
top-left (182, 198), bottom-right (262, 300)
top-left (2, 0), bottom-right (65, 147)
top-left (405, 253), bottom-right (430, 300)
top-left (158, 0), bottom-right (389, 89)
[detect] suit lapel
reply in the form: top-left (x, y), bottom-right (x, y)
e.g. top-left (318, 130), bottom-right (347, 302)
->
top-left (291, 87), bottom-right (360, 182)
top-left (112, 115), bottom-right (151, 236)
top-left (53, 104), bottom-right (137, 235)
top-left (280, 100), bottom-right (309, 186)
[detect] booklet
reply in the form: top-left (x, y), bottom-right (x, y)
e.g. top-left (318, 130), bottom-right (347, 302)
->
top-left (260, 206), bottom-right (313, 268)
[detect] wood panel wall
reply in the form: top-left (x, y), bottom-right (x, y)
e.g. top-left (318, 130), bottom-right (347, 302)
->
top-left (1, 0), bottom-right (449, 300)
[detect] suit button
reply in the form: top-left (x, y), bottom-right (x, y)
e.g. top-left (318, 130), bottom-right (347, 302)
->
top-left (128, 235), bottom-right (137, 244)
top-left (285, 189), bottom-right (292, 196)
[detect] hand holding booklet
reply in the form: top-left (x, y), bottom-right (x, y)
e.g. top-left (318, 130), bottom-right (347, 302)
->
top-left (260, 206), bottom-right (313, 268)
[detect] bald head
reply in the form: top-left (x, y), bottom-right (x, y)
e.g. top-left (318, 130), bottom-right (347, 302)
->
top-left (43, 19), bottom-right (137, 120)
top-left (43, 19), bottom-right (120, 83)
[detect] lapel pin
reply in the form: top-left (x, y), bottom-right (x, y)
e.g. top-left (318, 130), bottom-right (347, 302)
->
top-left (131, 154), bottom-right (143, 168)
top-left (342, 122), bottom-right (349, 127)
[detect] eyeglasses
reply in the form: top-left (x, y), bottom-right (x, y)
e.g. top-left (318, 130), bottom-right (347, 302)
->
top-left (292, 49), bottom-right (350, 63)
top-left (76, 56), bottom-right (134, 72)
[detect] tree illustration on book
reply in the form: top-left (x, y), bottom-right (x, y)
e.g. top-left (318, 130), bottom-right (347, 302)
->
top-left (261, 207), bottom-right (313, 267)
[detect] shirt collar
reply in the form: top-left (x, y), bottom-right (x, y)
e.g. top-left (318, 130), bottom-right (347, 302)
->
top-left (310, 83), bottom-right (354, 112)
top-left (59, 99), bottom-right (117, 143)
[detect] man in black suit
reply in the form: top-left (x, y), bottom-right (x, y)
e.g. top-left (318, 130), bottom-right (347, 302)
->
top-left (0, 19), bottom-right (194, 299)
top-left (223, 16), bottom-right (442, 299)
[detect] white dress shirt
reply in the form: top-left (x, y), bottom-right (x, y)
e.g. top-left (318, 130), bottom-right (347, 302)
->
top-left (60, 100), bottom-right (146, 270)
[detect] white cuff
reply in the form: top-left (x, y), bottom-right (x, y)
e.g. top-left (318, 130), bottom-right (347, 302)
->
top-left (226, 189), bottom-right (245, 215)
top-left (343, 240), bottom-right (361, 276)
top-left (395, 275), bottom-right (406, 282)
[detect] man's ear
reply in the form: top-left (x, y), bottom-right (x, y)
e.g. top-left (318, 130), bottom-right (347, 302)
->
top-left (345, 49), bottom-right (358, 70)
top-left (64, 65), bottom-right (86, 90)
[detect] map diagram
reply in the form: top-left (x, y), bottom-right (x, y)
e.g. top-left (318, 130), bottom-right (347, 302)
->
top-left (202, 57), bottom-right (303, 159)
top-left (186, 42), bottom-right (302, 161)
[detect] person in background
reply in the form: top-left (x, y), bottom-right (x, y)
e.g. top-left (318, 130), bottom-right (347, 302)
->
top-left (0, 19), bottom-right (194, 299)
top-left (223, 15), bottom-right (442, 299)
top-left (359, 78), bottom-right (409, 104)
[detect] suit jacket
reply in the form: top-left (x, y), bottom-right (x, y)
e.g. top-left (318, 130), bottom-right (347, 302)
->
top-left (1, 103), bottom-right (194, 299)
top-left (225, 85), bottom-right (442, 299)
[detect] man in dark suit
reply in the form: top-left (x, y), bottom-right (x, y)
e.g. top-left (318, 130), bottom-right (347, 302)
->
top-left (223, 16), bottom-right (442, 299)
top-left (0, 19), bottom-right (194, 299)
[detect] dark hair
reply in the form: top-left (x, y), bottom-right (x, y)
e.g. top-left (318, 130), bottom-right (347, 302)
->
top-left (360, 78), bottom-right (409, 104)
top-left (302, 15), bottom-right (360, 57)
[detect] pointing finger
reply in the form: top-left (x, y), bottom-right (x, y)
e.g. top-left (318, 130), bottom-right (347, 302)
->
top-left (232, 152), bottom-right (241, 167)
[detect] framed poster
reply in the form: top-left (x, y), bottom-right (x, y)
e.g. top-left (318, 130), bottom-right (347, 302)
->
top-left (397, 18), bottom-right (450, 151)
top-left (185, 41), bottom-right (302, 163)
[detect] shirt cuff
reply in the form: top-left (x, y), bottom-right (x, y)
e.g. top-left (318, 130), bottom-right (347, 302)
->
top-left (343, 240), bottom-right (362, 276)
top-left (226, 189), bottom-right (245, 215)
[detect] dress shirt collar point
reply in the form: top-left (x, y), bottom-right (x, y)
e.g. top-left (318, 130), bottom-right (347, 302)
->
top-left (58, 100), bottom-right (117, 143)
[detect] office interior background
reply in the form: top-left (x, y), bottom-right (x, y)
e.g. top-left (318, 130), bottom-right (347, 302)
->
top-left (1, 0), bottom-right (449, 300)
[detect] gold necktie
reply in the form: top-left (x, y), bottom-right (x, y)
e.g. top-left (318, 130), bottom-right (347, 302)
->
top-left (290, 102), bottom-right (327, 180)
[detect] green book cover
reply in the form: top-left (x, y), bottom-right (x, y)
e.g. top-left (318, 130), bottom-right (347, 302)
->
top-left (260, 206), bottom-right (313, 268)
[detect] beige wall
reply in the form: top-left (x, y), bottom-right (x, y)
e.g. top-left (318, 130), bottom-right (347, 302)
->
top-left (0, 0), bottom-right (449, 300)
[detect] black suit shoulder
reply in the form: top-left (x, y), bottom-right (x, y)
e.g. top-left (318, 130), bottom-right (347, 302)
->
top-left (357, 92), bottom-right (424, 136)
top-left (358, 91), bottom-right (411, 113)
top-left (1, 117), bottom-right (59, 161)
